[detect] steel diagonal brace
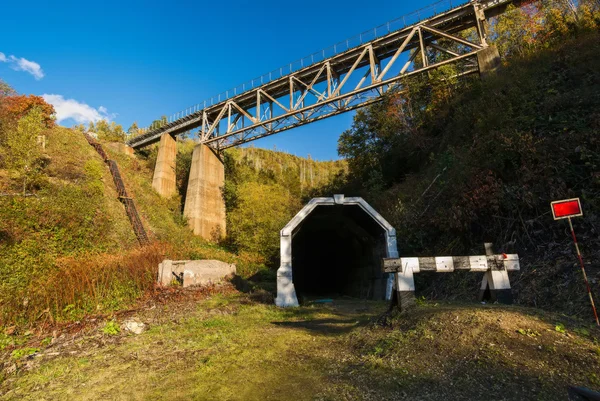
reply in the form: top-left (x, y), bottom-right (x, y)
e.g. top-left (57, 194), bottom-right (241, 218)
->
top-left (368, 45), bottom-right (379, 84)
top-left (205, 105), bottom-right (229, 138)
top-left (377, 28), bottom-right (417, 82)
top-left (429, 42), bottom-right (460, 57)
top-left (260, 88), bottom-right (303, 122)
top-left (230, 100), bottom-right (258, 124)
top-left (343, 69), bottom-right (374, 108)
top-left (292, 77), bottom-right (325, 110)
top-left (227, 113), bottom-right (242, 134)
top-left (400, 49), bottom-right (419, 75)
top-left (330, 46), bottom-right (370, 98)
top-left (420, 25), bottom-right (483, 50)
top-left (293, 63), bottom-right (328, 109)
top-left (258, 89), bottom-right (289, 113)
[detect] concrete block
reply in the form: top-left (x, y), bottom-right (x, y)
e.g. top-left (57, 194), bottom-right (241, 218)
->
top-left (152, 133), bottom-right (177, 198)
top-left (157, 259), bottom-right (236, 288)
top-left (477, 46), bottom-right (501, 77)
top-left (183, 144), bottom-right (226, 241)
top-left (158, 260), bottom-right (173, 286)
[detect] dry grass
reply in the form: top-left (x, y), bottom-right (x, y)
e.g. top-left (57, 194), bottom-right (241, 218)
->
top-left (2, 242), bottom-right (171, 325)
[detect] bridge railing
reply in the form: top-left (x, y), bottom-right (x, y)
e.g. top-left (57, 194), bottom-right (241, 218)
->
top-left (139, 0), bottom-right (461, 133)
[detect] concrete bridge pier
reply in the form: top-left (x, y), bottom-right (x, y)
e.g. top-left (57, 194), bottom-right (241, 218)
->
top-left (183, 144), bottom-right (226, 241)
top-left (477, 46), bottom-right (501, 77)
top-left (152, 133), bottom-right (177, 197)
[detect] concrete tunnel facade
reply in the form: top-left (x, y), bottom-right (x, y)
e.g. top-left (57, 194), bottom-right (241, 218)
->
top-left (276, 195), bottom-right (399, 307)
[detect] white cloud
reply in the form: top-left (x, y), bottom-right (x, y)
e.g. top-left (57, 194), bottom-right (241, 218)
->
top-left (0, 52), bottom-right (44, 80)
top-left (42, 94), bottom-right (116, 124)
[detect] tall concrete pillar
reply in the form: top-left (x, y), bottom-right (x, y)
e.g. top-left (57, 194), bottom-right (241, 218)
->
top-left (152, 133), bottom-right (177, 198)
top-left (477, 46), bottom-right (501, 77)
top-left (183, 144), bottom-right (226, 241)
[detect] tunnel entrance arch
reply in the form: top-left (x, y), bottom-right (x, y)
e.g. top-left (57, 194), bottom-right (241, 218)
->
top-left (276, 195), bottom-right (398, 307)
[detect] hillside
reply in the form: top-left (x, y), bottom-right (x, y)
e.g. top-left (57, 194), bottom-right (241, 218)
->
top-left (0, 119), bottom-right (345, 326)
top-left (0, 127), bottom-right (145, 323)
top-left (336, 30), bottom-right (600, 319)
top-left (0, 124), bottom-right (234, 325)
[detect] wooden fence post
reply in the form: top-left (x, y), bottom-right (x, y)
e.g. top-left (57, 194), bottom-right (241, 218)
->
top-left (478, 243), bottom-right (513, 304)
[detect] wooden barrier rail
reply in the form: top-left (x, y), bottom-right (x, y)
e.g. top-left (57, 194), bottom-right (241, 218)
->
top-left (382, 243), bottom-right (519, 310)
top-left (382, 254), bottom-right (520, 273)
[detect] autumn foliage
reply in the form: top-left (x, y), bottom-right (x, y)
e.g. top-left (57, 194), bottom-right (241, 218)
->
top-left (0, 94), bottom-right (55, 129)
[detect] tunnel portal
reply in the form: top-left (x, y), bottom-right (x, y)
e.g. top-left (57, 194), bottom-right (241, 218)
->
top-left (276, 196), bottom-right (398, 307)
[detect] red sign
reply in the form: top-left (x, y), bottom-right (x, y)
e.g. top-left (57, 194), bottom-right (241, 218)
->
top-left (551, 198), bottom-right (583, 220)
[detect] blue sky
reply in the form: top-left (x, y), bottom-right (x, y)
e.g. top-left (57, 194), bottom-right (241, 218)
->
top-left (0, 0), bottom-right (433, 160)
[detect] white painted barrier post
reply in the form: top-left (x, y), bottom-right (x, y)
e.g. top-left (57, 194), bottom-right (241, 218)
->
top-left (382, 243), bottom-right (519, 311)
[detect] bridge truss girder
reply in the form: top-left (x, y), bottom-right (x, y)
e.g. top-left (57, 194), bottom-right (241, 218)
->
top-left (128, 0), bottom-right (512, 151)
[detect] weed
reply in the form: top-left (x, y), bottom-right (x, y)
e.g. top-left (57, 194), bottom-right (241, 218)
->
top-left (11, 347), bottom-right (39, 359)
top-left (201, 317), bottom-right (231, 329)
top-left (0, 333), bottom-right (12, 350)
top-left (102, 321), bottom-right (120, 336)
top-left (517, 328), bottom-right (541, 337)
top-left (573, 327), bottom-right (590, 337)
top-left (555, 323), bottom-right (566, 334)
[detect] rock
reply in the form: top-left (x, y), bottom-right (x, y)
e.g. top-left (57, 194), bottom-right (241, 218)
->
top-left (123, 318), bottom-right (146, 335)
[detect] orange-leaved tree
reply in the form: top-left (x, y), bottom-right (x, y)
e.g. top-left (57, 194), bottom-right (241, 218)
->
top-left (0, 94), bottom-right (55, 129)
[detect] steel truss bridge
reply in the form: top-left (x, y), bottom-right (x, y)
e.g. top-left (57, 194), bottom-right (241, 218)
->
top-left (128, 0), bottom-right (515, 151)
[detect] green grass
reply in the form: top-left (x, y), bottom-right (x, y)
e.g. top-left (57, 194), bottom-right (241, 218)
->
top-left (2, 295), bottom-right (599, 401)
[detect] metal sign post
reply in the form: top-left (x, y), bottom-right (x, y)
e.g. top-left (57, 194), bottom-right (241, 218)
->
top-left (551, 198), bottom-right (599, 326)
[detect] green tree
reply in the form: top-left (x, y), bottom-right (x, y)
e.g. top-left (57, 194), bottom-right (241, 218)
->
top-left (0, 79), bottom-right (16, 98)
top-left (72, 123), bottom-right (86, 133)
top-left (1, 107), bottom-right (45, 194)
top-left (109, 121), bottom-right (125, 142)
top-left (491, 4), bottom-right (538, 57)
top-left (94, 120), bottom-right (110, 139)
top-left (227, 181), bottom-right (301, 262)
top-left (90, 119), bottom-right (125, 142)
top-left (149, 116), bottom-right (167, 130)
top-left (337, 90), bottom-right (429, 194)
top-left (127, 121), bottom-right (140, 137)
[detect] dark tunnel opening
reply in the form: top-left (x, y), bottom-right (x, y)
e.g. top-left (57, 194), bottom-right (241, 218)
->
top-left (291, 204), bottom-right (388, 302)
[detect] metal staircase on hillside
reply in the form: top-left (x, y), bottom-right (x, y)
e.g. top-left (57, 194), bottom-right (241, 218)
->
top-left (83, 133), bottom-right (150, 245)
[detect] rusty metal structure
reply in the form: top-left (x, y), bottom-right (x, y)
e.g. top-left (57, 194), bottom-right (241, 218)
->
top-left (83, 133), bottom-right (150, 245)
top-left (128, 0), bottom-right (516, 151)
